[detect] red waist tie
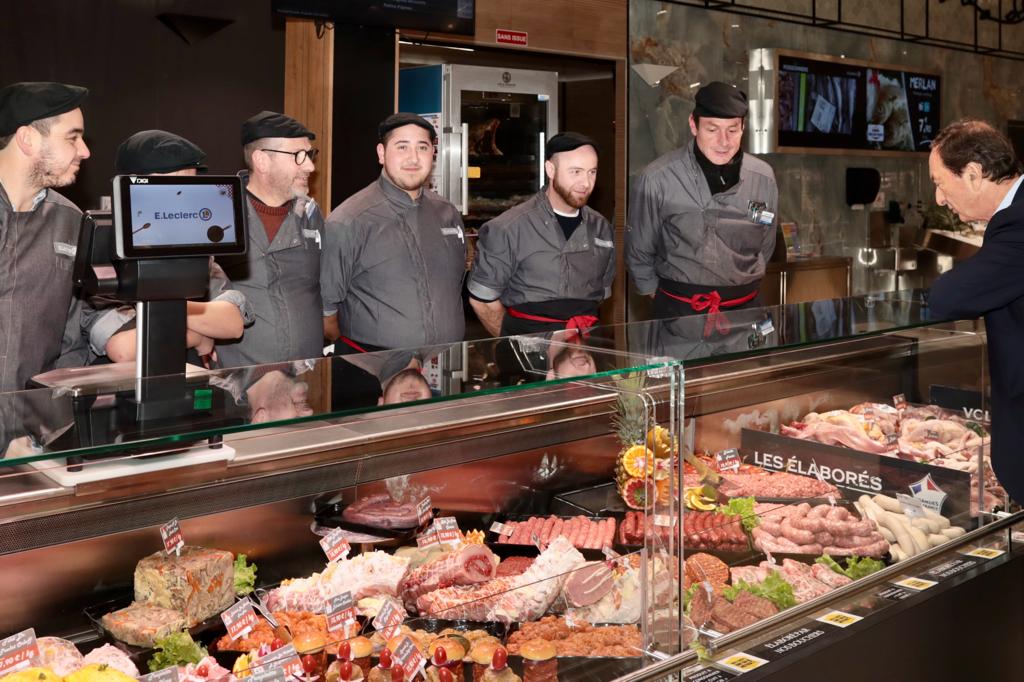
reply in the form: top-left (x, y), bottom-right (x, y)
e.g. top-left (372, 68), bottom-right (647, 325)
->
top-left (337, 335), bottom-right (369, 354)
top-left (657, 288), bottom-right (758, 336)
top-left (505, 308), bottom-right (599, 341)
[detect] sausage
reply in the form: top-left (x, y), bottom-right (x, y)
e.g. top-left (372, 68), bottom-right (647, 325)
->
top-left (759, 519), bottom-right (784, 536)
top-left (550, 517), bottom-right (565, 542)
top-left (831, 534), bottom-right (878, 549)
top-left (603, 518), bottom-right (616, 547)
top-left (808, 505), bottom-right (831, 519)
top-left (792, 514), bottom-right (825, 532)
top-left (508, 521), bottom-right (526, 544)
top-left (584, 520), bottom-right (600, 549)
top-left (571, 517), bottom-right (587, 547)
top-left (780, 516), bottom-right (816, 545)
top-left (540, 516), bottom-right (556, 544)
top-left (826, 506), bottom-right (849, 521)
top-left (814, 531), bottom-right (834, 546)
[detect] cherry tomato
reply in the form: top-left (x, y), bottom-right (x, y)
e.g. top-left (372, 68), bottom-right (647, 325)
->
top-left (337, 641), bottom-right (351, 662)
top-left (378, 648), bottom-right (392, 669)
top-left (196, 664), bottom-right (209, 677)
top-left (271, 638), bottom-right (286, 651)
top-left (492, 647), bottom-right (508, 671)
top-left (390, 666), bottom-right (404, 682)
top-left (432, 647), bottom-right (447, 665)
top-left (438, 669), bottom-right (453, 682)
top-left (338, 661), bottom-right (353, 681)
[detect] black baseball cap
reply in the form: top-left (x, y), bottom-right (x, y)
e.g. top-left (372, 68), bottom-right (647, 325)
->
top-left (115, 130), bottom-right (207, 175)
top-left (0, 81), bottom-right (88, 136)
top-left (378, 112), bottom-right (437, 143)
top-left (241, 111), bottom-right (315, 146)
top-left (545, 131), bottom-right (598, 160)
top-left (693, 81), bottom-right (748, 119)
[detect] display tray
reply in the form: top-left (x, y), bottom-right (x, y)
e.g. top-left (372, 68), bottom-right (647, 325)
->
top-left (489, 513), bottom-right (621, 557)
top-left (313, 501), bottom-right (434, 541)
top-left (83, 594), bottom-right (227, 662)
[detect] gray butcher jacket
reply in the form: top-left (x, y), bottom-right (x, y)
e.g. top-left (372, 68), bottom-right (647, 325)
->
top-left (214, 173), bottom-right (325, 368)
top-left (321, 173), bottom-right (466, 349)
top-left (625, 144), bottom-right (778, 294)
top-left (468, 189), bottom-right (615, 307)
top-left (0, 185), bottom-right (84, 392)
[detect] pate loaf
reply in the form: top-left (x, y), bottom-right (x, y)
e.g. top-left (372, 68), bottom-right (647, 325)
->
top-left (134, 545), bottom-right (234, 626)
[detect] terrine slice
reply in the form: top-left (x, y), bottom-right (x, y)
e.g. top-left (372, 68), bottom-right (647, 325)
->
top-left (134, 545), bottom-right (235, 626)
top-left (100, 603), bottom-right (187, 647)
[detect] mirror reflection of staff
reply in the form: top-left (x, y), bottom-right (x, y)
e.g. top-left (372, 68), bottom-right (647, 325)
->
top-left (626, 82), bottom-right (781, 333)
top-left (0, 81), bottom-right (91, 391)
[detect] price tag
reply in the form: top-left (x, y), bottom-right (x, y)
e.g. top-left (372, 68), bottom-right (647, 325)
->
top-left (415, 530), bottom-right (439, 548)
top-left (319, 527), bottom-right (351, 563)
top-left (816, 610), bottom-right (863, 628)
top-left (257, 644), bottom-right (303, 678)
top-left (602, 546), bottom-right (621, 561)
top-left (249, 667), bottom-right (286, 682)
top-left (433, 517), bottom-right (460, 545)
top-left (325, 592), bottom-right (357, 634)
top-left (0, 629), bottom-right (39, 677)
top-left (715, 449), bottom-right (741, 474)
top-left (139, 668), bottom-right (180, 682)
top-left (393, 636), bottom-right (426, 680)
top-left (893, 577), bottom-right (938, 591)
top-left (221, 599), bottom-right (259, 640)
top-left (717, 652), bottom-right (769, 674)
top-left (756, 317), bottom-right (775, 336)
top-left (963, 547), bottom-right (1005, 560)
top-left (417, 497), bottom-right (432, 526)
top-left (373, 601), bottom-right (404, 641)
top-left (489, 521), bottom-right (513, 537)
top-left (653, 514), bottom-right (673, 527)
top-left (893, 394), bottom-right (907, 409)
top-left (160, 518), bottom-right (184, 555)
top-left (896, 494), bottom-right (926, 519)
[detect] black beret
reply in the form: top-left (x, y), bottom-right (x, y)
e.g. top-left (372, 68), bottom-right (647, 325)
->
top-left (115, 130), bottom-right (207, 175)
top-left (241, 110), bottom-right (315, 145)
top-left (378, 112), bottom-right (437, 142)
top-left (0, 81), bottom-right (88, 136)
top-left (693, 81), bottom-right (748, 119)
top-left (545, 131), bottom-right (598, 160)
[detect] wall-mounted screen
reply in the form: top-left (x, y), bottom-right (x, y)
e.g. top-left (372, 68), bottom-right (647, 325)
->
top-left (272, 0), bottom-right (476, 36)
top-left (749, 49), bottom-right (940, 155)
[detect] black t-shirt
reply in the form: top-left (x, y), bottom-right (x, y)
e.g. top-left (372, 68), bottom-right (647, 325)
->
top-left (554, 210), bottom-right (583, 241)
top-left (693, 141), bottom-right (742, 195)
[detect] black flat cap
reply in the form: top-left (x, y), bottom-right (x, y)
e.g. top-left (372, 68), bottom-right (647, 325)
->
top-left (115, 130), bottom-right (207, 175)
top-left (545, 131), bottom-right (598, 160)
top-left (693, 81), bottom-right (748, 119)
top-left (0, 81), bottom-right (88, 136)
top-left (378, 112), bottom-right (437, 142)
top-left (241, 111), bottom-right (315, 145)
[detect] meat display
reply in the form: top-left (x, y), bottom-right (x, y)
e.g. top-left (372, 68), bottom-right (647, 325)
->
top-left (506, 616), bottom-right (642, 658)
top-left (617, 511), bottom-right (670, 545)
top-left (134, 546), bottom-right (236, 626)
top-left (781, 410), bottom-right (896, 455)
top-left (899, 418), bottom-right (984, 461)
top-left (495, 516), bottom-right (616, 550)
top-left (342, 494), bottom-right (425, 529)
top-left (731, 559), bottom-right (849, 604)
top-left (688, 587), bottom-right (778, 634)
top-left (683, 553), bottom-right (730, 589)
top-left (716, 471), bottom-right (840, 499)
top-left (266, 551), bottom-right (410, 612)
top-left (415, 536), bottom-right (586, 621)
top-left (400, 544), bottom-right (498, 608)
top-left (563, 562), bottom-right (641, 624)
top-left (495, 556), bottom-right (534, 577)
top-left (750, 503), bottom-right (888, 557)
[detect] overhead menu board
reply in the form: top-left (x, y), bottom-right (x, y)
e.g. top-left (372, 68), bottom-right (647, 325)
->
top-left (750, 49), bottom-right (941, 155)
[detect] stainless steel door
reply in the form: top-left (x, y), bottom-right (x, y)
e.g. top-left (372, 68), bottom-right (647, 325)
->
top-left (445, 65), bottom-right (559, 228)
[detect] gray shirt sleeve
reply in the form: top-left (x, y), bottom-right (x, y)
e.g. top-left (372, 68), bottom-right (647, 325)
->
top-left (320, 217), bottom-right (361, 317)
top-left (624, 173), bottom-right (662, 296)
top-left (207, 257), bottom-right (254, 326)
top-left (601, 222), bottom-right (617, 300)
top-left (81, 300), bottom-right (135, 357)
top-left (759, 174), bottom-right (780, 265)
top-left (54, 295), bottom-right (91, 368)
top-left (467, 219), bottom-right (514, 302)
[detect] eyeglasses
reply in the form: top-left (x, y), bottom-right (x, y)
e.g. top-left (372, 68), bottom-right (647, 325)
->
top-left (260, 148), bottom-right (319, 165)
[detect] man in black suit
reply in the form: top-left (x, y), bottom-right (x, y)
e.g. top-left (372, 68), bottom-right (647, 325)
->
top-left (928, 119), bottom-right (1024, 504)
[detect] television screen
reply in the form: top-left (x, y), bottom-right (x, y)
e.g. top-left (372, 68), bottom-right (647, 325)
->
top-left (777, 55), bottom-right (867, 150)
top-left (272, 0), bottom-right (476, 36)
top-left (866, 69), bottom-right (939, 151)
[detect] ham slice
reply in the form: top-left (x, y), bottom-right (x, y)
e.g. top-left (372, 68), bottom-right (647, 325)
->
top-left (563, 562), bottom-right (615, 607)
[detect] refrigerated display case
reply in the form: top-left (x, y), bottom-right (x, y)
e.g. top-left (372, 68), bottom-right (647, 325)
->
top-left (399, 64), bottom-right (558, 230)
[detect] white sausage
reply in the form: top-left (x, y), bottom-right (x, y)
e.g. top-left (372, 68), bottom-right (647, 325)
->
top-left (873, 494), bottom-right (902, 513)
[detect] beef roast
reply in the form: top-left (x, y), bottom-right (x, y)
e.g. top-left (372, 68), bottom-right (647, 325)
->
top-left (342, 494), bottom-right (423, 529)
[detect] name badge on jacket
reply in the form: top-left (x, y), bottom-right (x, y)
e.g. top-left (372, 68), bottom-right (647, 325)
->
top-left (441, 225), bottom-right (465, 244)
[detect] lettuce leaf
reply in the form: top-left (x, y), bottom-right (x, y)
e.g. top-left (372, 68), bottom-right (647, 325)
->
top-left (720, 496), bottom-right (759, 532)
top-left (723, 569), bottom-right (797, 611)
top-left (148, 632), bottom-right (207, 672)
top-left (816, 553), bottom-right (884, 581)
top-left (234, 553), bottom-right (257, 595)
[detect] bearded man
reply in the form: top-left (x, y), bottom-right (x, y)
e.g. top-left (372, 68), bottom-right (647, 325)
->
top-left (0, 81), bottom-right (91, 390)
top-left (321, 113), bottom-right (466, 352)
top-left (468, 132), bottom-right (614, 337)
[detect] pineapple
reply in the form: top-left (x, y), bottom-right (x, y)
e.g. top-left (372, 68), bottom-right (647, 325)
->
top-left (612, 374), bottom-right (655, 509)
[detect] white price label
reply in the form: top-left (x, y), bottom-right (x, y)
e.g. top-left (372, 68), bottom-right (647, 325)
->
top-left (896, 493), bottom-right (926, 519)
top-left (489, 521), bottom-right (513, 537)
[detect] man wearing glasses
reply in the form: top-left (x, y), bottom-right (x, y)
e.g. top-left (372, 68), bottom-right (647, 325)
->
top-left (214, 111), bottom-right (325, 367)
